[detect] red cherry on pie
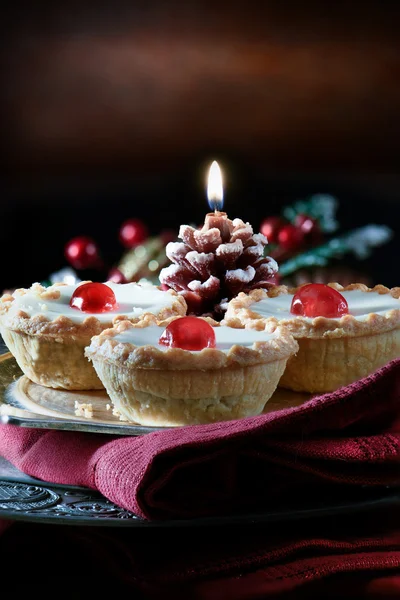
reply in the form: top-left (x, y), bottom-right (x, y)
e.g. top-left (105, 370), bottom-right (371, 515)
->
top-left (70, 282), bottom-right (118, 313)
top-left (290, 283), bottom-right (349, 318)
top-left (159, 316), bottom-right (216, 350)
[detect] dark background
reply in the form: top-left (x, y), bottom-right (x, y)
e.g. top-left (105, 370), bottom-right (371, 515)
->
top-left (2, 2), bottom-right (400, 291)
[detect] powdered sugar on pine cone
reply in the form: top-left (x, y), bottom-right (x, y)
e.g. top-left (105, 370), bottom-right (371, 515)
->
top-left (159, 216), bottom-right (279, 319)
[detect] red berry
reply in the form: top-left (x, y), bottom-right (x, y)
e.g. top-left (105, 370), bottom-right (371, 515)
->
top-left (294, 214), bottom-right (322, 245)
top-left (70, 282), bottom-right (118, 313)
top-left (119, 218), bottom-right (148, 249)
top-left (290, 283), bottom-right (349, 318)
top-left (107, 268), bottom-right (127, 284)
top-left (64, 236), bottom-right (101, 270)
top-left (259, 216), bottom-right (285, 244)
top-left (277, 223), bottom-right (304, 251)
top-left (159, 316), bottom-right (216, 350)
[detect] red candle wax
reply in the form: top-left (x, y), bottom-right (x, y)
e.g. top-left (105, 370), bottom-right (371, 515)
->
top-left (203, 211), bottom-right (233, 242)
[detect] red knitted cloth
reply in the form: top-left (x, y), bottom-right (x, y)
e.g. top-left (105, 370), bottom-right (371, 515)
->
top-left (0, 359), bottom-right (399, 520)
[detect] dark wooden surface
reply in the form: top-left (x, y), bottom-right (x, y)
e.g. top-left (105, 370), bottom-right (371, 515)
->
top-left (3, 2), bottom-right (400, 176)
top-left (1, 3), bottom-right (400, 291)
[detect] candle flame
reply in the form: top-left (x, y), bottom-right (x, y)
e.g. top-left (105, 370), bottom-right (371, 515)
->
top-left (207, 160), bottom-right (223, 211)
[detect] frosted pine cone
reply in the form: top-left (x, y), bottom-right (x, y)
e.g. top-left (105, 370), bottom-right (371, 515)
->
top-left (159, 216), bottom-right (279, 319)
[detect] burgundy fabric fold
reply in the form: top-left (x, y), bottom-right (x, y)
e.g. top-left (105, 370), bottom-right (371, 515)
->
top-left (0, 358), bottom-right (399, 520)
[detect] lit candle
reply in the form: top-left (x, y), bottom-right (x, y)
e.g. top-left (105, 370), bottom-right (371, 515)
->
top-left (160, 159), bottom-right (280, 317)
top-left (203, 160), bottom-right (232, 241)
top-left (207, 160), bottom-right (224, 211)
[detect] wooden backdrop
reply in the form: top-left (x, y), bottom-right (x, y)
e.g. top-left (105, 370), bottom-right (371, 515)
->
top-left (2, 2), bottom-right (400, 290)
top-left (3, 2), bottom-right (400, 177)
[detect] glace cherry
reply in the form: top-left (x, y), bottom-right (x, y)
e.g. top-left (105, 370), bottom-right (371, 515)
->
top-left (70, 282), bottom-right (118, 313)
top-left (290, 283), bottom-right (349, 318)
top-left (159, 316), bottom-right (216, 350)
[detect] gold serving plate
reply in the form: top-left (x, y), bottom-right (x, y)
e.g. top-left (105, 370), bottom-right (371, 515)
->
top-left (0, 352), bottom-right (311, 436)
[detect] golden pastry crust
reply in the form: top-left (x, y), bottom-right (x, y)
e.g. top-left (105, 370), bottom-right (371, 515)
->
top-left (224, 283), bottom-right (400, 393)
top-left (85, 316), bottom-right (299, 371)
top-left (85, 316), bottom-right (299, 426)
top-left (0, 328), bottom-right (104, 390)
top-left (0, 282), bottom-right (187, 337)
top-left (91, 359), bottom-right (290, 426)
top-left (278, 328), bottom-right (400, 393)
top-left (0, 281), bottom-right (187, 391)
top-left (223, 283), bottom-right (400, 339)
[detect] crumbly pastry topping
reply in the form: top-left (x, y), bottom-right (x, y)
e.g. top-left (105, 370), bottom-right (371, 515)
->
top-left (223, 283), bottom-right (400, 338)
top-left (0, 281), bottom-right (187, 337)
top-left (85, 315), bottom-right (298, 371)
top-left (74, 401), bottom-right (94, 418)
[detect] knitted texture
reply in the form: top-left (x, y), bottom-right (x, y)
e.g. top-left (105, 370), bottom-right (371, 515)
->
top-left (0, 358), bottom-right (399, 520)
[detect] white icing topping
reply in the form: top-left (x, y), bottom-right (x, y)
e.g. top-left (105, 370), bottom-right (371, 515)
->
top-left (250, 290), bottom-right (400, 322)
top-left (113, 324), bottom-right (277, 352)
top-left (7, 281), bottom-right (179, 324)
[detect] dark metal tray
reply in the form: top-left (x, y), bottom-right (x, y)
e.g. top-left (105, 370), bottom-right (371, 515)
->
top-left (1, 456), bottom-right (398, 527)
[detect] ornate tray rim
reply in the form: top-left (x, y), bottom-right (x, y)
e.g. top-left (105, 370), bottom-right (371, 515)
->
top-left (1, 455), bottom-right (399, 528)
top-left (0, 351), bottom-right (162, 436)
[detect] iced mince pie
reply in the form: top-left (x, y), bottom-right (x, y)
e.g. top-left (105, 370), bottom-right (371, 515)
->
top-left (84, 315), bottom-right (298, 426)
top-left (223, 283), bottom-right (400, 393)
top-left (0, 281), bottom-right (186, 390)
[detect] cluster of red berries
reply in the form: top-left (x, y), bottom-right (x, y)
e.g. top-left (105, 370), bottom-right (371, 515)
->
top-left (64, 212), bottom-right (323, 284)
top-left (64, 218), bottom-right (149, 282)
top-left (260, 213), bottom-right (322, 253)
